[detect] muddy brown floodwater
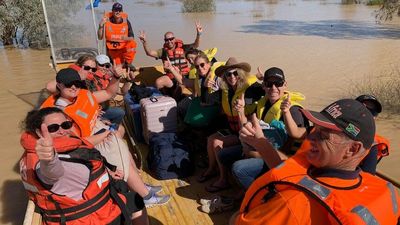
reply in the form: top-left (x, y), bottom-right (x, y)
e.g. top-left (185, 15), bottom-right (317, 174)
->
top-left (0, 0), bottom-right (399, 224)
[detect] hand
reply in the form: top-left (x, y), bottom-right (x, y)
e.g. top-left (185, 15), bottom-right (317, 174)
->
top-left (164, 57), bottom-right (178, 72)
top-left (100, 16), bottom-right (107, 27)
top-left (256, 66), bottom-right (263, 81)
top-left (139, 30), bottom-right (146, 43)
top-left (240, 114), bottom-right (264, 139)
top-left (233, 93), bottom-right (245, 114)
top-left (195, 21), bottom-right (203, 34)
top-left (36, 123), bottom-right (55, 161)
top-left (205, 77), bottom-right (215, 88)
top-left (108, 169), bottom-right (124, 180)
top-left (112, 60), bottom-right (124, 78)
top-left (280, 92), bottom-right (291, 113)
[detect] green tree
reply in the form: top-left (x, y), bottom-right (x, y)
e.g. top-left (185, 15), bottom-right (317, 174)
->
top-left (376, 0), bottom-right (400, 21)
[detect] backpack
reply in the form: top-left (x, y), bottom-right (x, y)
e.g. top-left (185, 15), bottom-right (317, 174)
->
top-left (129, 83), bottom-right (157, 102)
top-left (147, 133), bottom-right (193, 180)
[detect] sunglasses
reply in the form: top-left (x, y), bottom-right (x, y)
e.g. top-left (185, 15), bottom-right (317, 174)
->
top-left (64, 80), bottom-right (84, 88)
top-left (47, 121), bottom-right (73, 133)
top-left (224, 71), bottom-right (239, 78)
top-left (83, 65), bottom-right (97, 73)
top-left (98, 63), bottom-right (111, 69)
top-left (195, 63), bottom-right (206, 69)
top-left (264, 80), bottom-right (284, 88)
top-left (164, 37), bottom-right (175, 42)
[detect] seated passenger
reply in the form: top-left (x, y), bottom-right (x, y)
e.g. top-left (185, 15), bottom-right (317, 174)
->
top-left (138, 23), bottom-right (202, 92)
top-left (41, 68), bottom-right (170, 207)
top-left (20, 107), bottom-right (149, 225)
top-left (221, 67), bottom-right (307, 190)
top-left (235, 99), bottom-right (400, 225)
top-left (356, 94), bottom-right (390, 175)
top-left (197, 58), bottom-right (264, 192)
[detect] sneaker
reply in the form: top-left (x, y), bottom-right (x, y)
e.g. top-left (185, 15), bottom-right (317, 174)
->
top-left (144, 193), bottom-right (170, 208)
top-left (145, 183), bottom-right (162, 194)
top-left (200, 196), bottom-right (234, 214)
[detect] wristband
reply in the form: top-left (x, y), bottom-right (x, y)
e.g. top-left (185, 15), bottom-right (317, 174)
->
top-left (197, 32), bottom-right (202, 36)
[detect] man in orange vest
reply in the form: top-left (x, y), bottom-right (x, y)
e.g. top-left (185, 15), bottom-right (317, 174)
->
top-left (138, 23), bottom-right (202, 92)
top-left (98, 2), bottom-right (137, 67)
top-left (235, 99), bottom-right (399, 225)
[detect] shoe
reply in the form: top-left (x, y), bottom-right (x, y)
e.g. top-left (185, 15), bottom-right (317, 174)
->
top-left (200, 196), bottom-right (234, 214)
top-left (196, 171), bottom-right (218, 183)
top-left (199, 195), bottom-right (222, 205)
top-left (144, 193), bottom-right (170, 208)
top-left (145, 183), bottom-right (162, 194)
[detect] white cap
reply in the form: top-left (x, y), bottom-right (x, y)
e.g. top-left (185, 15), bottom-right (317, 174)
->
top-left (96, 54), bottom-right (110, 64)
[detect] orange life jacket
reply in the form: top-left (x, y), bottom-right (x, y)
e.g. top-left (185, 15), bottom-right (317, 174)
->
top-left (373, 134), bottom-right (390, 160)
top-left (41, 89), bottom-right (100, 137)
top-left (69, 64), bottom-right (110, 92)
top-left (19, 133), bottom-right (127, 225)
top-left (162, 39), bottom-right (190, 79)
top-left (237, 141), bottom-right (400, 225)
top-left (105, 12), bottom-right (130, 50)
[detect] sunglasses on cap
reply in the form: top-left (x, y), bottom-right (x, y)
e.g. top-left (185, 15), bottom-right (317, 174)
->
top-left (64, 80), bottom-right (84, 88)
top-left (264, 80), bottom-right (284, 88)
top-left (164, 37), bottom-right (175, 42)
top-left (83, 65), bottom-right (97, 73)
top-left (47, 121), bottom-right (73, 133)
top-left (195, 63), bottom-right (206, 69)
top-left (98, 63), bottom-right (111, 69)
top-left (224, 70), bottom-right (239, 78)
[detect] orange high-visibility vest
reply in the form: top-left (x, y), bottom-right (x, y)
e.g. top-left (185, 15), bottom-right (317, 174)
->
top-left (162, 39), bottom-right (190, 79)
top-left (236, 141), bottom-right (400, 225)
top-left (41, 89), bottom-right (100, 137)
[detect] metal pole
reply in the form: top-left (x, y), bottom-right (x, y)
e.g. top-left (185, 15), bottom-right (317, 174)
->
top-left (41, 0), bottom-right (57, 71)
top-left (89, 0), bottom-right (100, 55)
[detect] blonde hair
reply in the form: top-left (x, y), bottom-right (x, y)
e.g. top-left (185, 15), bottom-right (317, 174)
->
top-left (220, 68), bottom-right (249, 90)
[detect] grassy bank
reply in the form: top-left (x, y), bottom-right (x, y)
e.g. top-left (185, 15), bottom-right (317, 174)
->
top-left (181, 0), bottom-right (215, 13)
top-left (350, 67), bottom-right (400, 113)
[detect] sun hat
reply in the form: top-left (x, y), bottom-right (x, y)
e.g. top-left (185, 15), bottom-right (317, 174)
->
top-left (96, 54), bottom-right (111, 65)
top-left (214, 57), bottom-right (251, 77)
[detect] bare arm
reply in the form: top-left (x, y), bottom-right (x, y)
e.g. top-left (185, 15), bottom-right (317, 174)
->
top-left (138, 30), bottom-right (159, 59)
top-left (84, 130), bottom-right (110, 146)
top-left (190, 21), bottom-right (202, 49)
top-left (164, 58), bottom-right (183, 85)
top-left (280, 93), bottom-right (307, 139)
top-left (97, 16), bottom-right (107, 40)
top-left (240, 114), bottom-right (284, 168)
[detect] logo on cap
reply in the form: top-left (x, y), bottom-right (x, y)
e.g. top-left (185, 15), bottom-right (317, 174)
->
top-left (345, 123), bottom-right (360, 137)
top-left (325, 103), bottom-right (342, 119)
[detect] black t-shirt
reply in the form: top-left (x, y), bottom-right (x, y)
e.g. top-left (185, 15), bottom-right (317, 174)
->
top-left (109, 17), bottom-right (134, 38)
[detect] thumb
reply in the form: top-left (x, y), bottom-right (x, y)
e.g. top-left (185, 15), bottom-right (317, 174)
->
top-left (257, 66), bottom-right (262, 75)
top-left (285, 91), bottom-right (291, 102)
top-left (251, 114), bottom-right (261, 130)
top-left (240, 93), bottom-right (245, 101)
top-left (40, 123), bottom-right (52, 141)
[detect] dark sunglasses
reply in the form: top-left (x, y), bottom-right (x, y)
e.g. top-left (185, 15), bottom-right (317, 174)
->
top-left (112, 9), bottom-right (122, 13)
top-left (64, 80), bottom-right (84, 88)
top-left (47, 121), bottom-right (73, 133)
top-left (195, 63), bottom-right (206, 69)
top-left (98, 63), bottom-right (111, 69)
top-left (264, 80), bottom-right (284, 88)
top-left (224, 71), bottom-right (239, 78)
top-left (164, 37), bottom-right (175, 42)
top-left (83, 65), bottom-right (97, 73)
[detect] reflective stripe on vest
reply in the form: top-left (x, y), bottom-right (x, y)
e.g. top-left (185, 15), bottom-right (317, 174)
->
top-left (76, 110), bottom-right (88, 119)
top-left (387, 183), bottom-right (398, 214)
top-left (351, 205), bottom-right (379, 225)
top-left (87, 91), bottom-right (95, 106)
top-left (298, 176), bottom-right (331, 200)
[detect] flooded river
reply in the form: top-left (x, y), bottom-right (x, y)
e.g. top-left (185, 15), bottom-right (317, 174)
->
top-left (0, 0), bottom-right (399, 224)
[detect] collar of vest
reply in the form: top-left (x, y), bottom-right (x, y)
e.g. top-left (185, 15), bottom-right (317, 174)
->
top-left (21, 132), bottom-right (92, 154)
top-left (163, 39), bottom-right (183, 50)
top-left (309, 166), bottom-right (361, 180)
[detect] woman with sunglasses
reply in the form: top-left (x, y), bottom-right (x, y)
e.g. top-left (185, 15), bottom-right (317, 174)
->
top-left (20, 107), bottom-right (149, 225)
top-left (41, 68), bottom-right (171, 208)
top-left (198, 57), bottom-right (264, 192)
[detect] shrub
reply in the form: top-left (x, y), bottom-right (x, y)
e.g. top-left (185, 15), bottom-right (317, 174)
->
top-left (349, 67), bottom-right (400, 113)
top-left (181, 0), bottom-right (216, 13)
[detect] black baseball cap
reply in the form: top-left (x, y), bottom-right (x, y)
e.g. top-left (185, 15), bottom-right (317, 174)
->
top-left (355, 94), bottom-right (382, 115)
top-left (112, 2), bottom-right (123, 11)
top-left (263, 67), bottom-right (285, 82)
top-left (300, 99), bottom-right (376, 148)
top-left (56, 68), bottom-right (81, 85)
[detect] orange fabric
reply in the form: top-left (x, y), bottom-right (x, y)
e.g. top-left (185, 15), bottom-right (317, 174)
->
top-left (19, 133), bottom-right (124, 225)
top-left (69, 64), bottom-right (110, 91)
top-left (163, 39), bottom-right (190, 79)
top-left (107, 40), bottom-right (137, 65)
top-left (373, 134), bottom-right (390, 158)
top-left (41, 89), bottom-right (100, 137)
top-left (236, 140), bottom-right (400, 225)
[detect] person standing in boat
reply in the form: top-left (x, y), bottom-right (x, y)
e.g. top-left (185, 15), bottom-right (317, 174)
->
top-left (138, 22), bottom-right (202, 93)
top-left (98, 2), bottom-right (137, 68)
top-left (235, 99), bottom-right (400, 225)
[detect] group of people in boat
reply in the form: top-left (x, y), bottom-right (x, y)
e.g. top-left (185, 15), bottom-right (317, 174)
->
top-left (19, 2), bottom-right (399, 225)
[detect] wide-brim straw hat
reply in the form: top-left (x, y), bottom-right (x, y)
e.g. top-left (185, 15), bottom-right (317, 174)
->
top-left (215, 57), bottom-right (251, 77)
